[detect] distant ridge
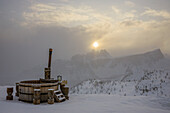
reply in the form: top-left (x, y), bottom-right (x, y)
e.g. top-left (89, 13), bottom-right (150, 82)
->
top-left (119, 49), bottom-right (164, 59)
top-left (71, 49), bottom-right (112, 62)
top-left (144, 49), bottom-right (164, 59)
top-left (52, 48), bottom-right (166, 87)
top-left (3, 48), bottom-right (167, 87)
top-left (113, 49), bottom-right (164, 65)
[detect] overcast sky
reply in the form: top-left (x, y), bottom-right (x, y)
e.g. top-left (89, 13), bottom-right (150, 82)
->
top-left (1, 0), bottom-right (170, 77)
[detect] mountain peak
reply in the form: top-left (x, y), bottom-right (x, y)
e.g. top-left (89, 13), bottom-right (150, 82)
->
top-left (144, 49), bottom-right (164, 59)
top-left (146, 48), bottom-right (161, 53)
top-left (86, 49), bottom-right (112, 60)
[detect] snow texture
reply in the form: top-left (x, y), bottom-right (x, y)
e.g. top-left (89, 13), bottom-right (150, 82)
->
top-left (70, 69), bottom-right (170, 97)
top-left (0, 86), bottom-right (170, 113)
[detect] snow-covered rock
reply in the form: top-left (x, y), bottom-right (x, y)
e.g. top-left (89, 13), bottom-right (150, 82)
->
top-left (70, 69), bottom-right (170, 97)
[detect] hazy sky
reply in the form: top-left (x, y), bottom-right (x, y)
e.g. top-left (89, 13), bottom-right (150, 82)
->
top-left (1, 0), bottom-right (170, 76)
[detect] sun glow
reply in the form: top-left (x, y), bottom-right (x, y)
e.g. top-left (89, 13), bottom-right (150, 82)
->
top-left (93, 42), bottom-right (99, 48)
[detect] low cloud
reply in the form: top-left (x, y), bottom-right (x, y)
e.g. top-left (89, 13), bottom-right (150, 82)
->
top-left (111, 5), bottom-right (137, 20)
top-left (124, 1), bottom-right (136, 7)
top-left (112, 6), bottom-right (120, 14)
top-left (22, 3), bottom-right (112, 27)
top-left (23, 4), bottom-right (93, 27)
top-left (142, 8), bottom-right (170, 19)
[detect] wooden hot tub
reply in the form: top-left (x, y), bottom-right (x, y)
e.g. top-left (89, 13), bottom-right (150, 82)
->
top-left (19, 80), bottom-right (58, 102)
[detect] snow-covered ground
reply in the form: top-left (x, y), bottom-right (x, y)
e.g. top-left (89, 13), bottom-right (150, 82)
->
top-left (0, 86), bottom-right (170, 113)
top-left (71, 69), bottom-right (170, 97)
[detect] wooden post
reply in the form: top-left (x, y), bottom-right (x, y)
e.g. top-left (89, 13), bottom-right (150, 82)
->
top-left (33, 89), bottom-right (41, 105)
top-left (6, 87), bottom-right (13, 100)
top-left (15, 83), bottom-right (19, 97)
top-left (48, 89), bottom-right (54, 104)
top-left (61, 85), bottom-right (69, 100)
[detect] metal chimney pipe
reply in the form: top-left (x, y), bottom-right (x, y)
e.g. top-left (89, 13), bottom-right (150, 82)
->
top-left (44, 48), bottom-right (53, 79)
top-left (48, 48), bottom-right (53, 69)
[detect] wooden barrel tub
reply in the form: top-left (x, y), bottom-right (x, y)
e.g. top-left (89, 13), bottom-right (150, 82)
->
top-left (19, 80), bottom-right (58, 102)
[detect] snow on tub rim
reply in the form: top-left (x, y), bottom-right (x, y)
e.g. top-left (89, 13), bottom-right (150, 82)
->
top-left (18, 80), bottom-right (58, 102)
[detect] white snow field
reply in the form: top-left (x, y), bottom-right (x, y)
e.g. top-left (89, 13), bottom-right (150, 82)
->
top-left (0, 86), bottom-right (170, 113)
top-left (70, 69), bottom-right (170, 97)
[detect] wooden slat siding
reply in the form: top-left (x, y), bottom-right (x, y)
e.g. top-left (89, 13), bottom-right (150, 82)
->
top-left (19, 84), bottom-right (58, 87)
top-left (19, 81), bottom-right (58, 102)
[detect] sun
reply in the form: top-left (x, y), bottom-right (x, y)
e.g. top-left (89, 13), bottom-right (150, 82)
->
top-left (93, 42), bottom-right (99, 48)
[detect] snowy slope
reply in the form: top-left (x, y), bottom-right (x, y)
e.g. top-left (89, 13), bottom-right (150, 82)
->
top-left (0, 86), bottom-right (170, 113)
top-left (70, 69), bottom-right (170, 97)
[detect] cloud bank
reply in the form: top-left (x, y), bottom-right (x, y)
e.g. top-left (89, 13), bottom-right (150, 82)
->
top-left (21, 2), bottom-right (170, 56)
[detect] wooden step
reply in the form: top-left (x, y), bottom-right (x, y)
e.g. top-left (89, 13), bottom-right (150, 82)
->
top-left (54, 90), bottom-right (66, 102)
top-left (56, 93), bottom-right (63, 97)
top-left (54, 90), bottom-right (61, 93)
top-left (58, 97), bottom-right (66, 101)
